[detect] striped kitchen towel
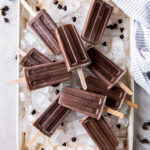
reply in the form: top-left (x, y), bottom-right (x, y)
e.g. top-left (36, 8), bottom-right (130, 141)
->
top-left (112, 0), bottom-right (150, 95)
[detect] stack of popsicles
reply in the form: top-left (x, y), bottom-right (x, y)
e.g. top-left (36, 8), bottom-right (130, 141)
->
top-left (6, 0), bottom-right (138, 149)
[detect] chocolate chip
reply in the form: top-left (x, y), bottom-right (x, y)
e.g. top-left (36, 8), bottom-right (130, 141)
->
top-left (4, 18), bottom-right (9, 23)
top-left (53, 60), bottom-right (56, 62)
top-left (1, 10), bottom-right (6, 16)
top-left (15, 55), bottom-right (17, 60)
top-left (53, 0), bottom-right (58, 5)
top-left (62, 142), bottom-right (66, 146)
top-left (107, 25), bottom-right (114, 30)
top-left (31, 109), bottom-right (36, 115)
top-left (61, 122), bottom-right (64, 126)
top-left (72, 16), bottom-right (76, 22)
top-left (41, 148), bottom-right (44, 150)
top-left (120, 34), bottom-right (124, 39)
top-left (113, 23), bottom-right (118, 29)
top-left (102, 42), bottom-right (107, 46)
top-left (107, 113), bottom-right (112, 116)
top-left (140, 139), bottom-right (149, 144)
top-left (52, 83), bottom-right (59, 87)
top-left (72, 137), bottom-right (76, 142)
top-left (142, 122), bottom-right (148, 130)
top-left (116, 124), bottom-right (121, 129)
top-left (63, 6), bottom-right (67, 11)
top-left (2, 6), bottom-right (9, 11)
top-left (118, 19), bottom-right (123, 24)
top-left (58, 4), bottom-right (62, 9)
top-left (55, 89), bottom-right (60, 95)
top-left (148, 122), bottom-right (150, 126)
top-left (120, 28), bottom-right (124, 33)
top-left (35, 6), bottom-right (40, 11)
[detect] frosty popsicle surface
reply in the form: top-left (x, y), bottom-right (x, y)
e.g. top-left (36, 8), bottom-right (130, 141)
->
top-left (82, 0), bottom-right (113, 44)
top-left (24, 61), bottom-right (72, 91)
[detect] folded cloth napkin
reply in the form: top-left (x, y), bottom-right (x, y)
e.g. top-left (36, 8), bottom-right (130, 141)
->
top-left (112, 0), bottom-right (150, 95)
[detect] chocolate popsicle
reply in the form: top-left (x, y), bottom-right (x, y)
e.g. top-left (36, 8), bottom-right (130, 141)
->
top-left (21, 0), bottom-right (60, 55)
top-left (87, 47), bottom-right (133, 95)
top-left (27, 98), bottom-right (71, 147)
top-left (56, 24), bottom-right (91, 90)
top-left (59, 87), bottom-right (124, 118)
top-left (82, 0), bottom-right (113, 45)
top-left (24, 61), bottom-right (72, 91)
top-left (58, 87), bottom-right (106, 120)
top-left (80, 116), bottom-right (119, 150)
top-left (86, 76), bottom-right (126, 110)
top-left (20, 48), bottom-right (51, 67)
top-left (34, 99), bottom-right (71, 137)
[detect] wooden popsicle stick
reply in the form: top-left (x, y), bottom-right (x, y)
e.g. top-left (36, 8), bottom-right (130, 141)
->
top-left (125, 100), bottom-right (138, 109)
top-left (104, 107), bottom-right (124, 118)
top-left (77, 67), bottom-right (87, 90)
top-left (118, 81), bottom-right (133, 96)
top-left (5, 77), bottom-right (26, 86)
top-left (21, 0), bottom-right (36, 17)
top-left (26, 130), bottom-right (42, 148)
top-left (10, 45), bottom-right (26, 57)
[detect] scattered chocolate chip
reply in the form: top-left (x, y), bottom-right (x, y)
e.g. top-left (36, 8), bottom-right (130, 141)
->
top-left (41, 148), bottom-right (44, 150)
top-left (140, 139), bottom-right (149, 144)
top-left (55, 89), bottom-right (60, 95)
top-left (148, 122), bottom-right (150, 126)
top-left (120, 28), bottom-right (124, 33)
top-left (53, 0), bottom-right (58, 5)
top-left (63, 6), bottom-right (67, 11)
top-left (1, 10), bottom-right (6, 16)
top-left (120, 34), bottom-right (124, 39)
top-left (58, 4), bottom-right (62, 9)
top-left (72, 16), bottom-right (76, 22)
top-left (61, 122), bottom-right (64, 126)
top-left (4, 18), bottom-right (9, 23)
top-left (116, 124), bottom-right (121, 129)
top-left (142, 122), bottom-right (148, 130)
top-left (113, 23), bottom-right (118, 29)
top-left (35, 6), bottom-right (40, 11)
top-left (53, 60), bottom-right (56, 62)
top-left (107, 25), bottom-right (114, 30)
top-left (107, 113), bottom-right (112, 116)
top-left (52, 83), bottom-right (59, 87)
top-left (31, 109), bottom-right (36, 115)
top-left (102, 42), bottom-right (107, 46)
top-left (15, 55), bottom-right (17, 60)
top-left (1, 6), bottom-right (9, 11)
top-left (118, 19), bottom-right (123, 24)
top-left (62, 142), bottom-right (66, 146)
top-left (72, 137), bottom-right (76, 142)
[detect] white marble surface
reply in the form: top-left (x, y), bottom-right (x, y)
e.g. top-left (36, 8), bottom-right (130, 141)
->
top-left (0, 0), bottom-right (18, 150)
top-left (0, 0), bottom-right (150, 150)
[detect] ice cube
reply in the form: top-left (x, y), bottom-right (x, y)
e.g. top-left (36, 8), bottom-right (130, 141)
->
top-left (50, 129), bottom-right (67, 145)
top-left (119, 103), bottom-right (129, 115)
top-left (118, 117), bottom-right (129, 127)
top-left (111, 37), bottom-right (125, 64)
top-left (24, 33), bottom-right (36, 45)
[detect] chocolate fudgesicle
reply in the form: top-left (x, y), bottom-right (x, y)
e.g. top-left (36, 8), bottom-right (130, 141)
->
top-left (24, 61), bottom-right (72, 91)
top-left (28, 10), bottom-right (60, 55)
top-left (82, 0), bottom-right (113, 44)
top-left (56, 24), bottom-right (91, 71)
top-left (34, 99), bottom-right (71, 137)
top-left (88, 47), bottom-right (125, 89)
top-left (86, 76), bottom-right (126, 110)
top-left (80, 116), bottom-right (119, 150)
top-left (59, 87), bottom-right (106, 119)
top-left (20, 48), bottom-right (51, 67)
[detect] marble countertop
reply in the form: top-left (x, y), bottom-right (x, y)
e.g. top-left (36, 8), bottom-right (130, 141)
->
top-left (0, 0), bottom-right (150, 150)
